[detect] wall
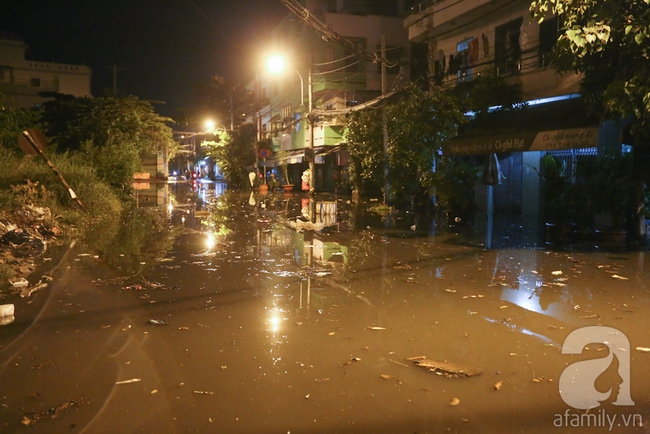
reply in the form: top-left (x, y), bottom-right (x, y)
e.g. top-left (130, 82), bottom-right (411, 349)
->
top-left (0, 37), bottom-right (91, 108)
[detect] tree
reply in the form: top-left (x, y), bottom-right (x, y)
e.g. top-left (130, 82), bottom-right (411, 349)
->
top-left (202, 123), bottom-right (256, 189)
top-left (0, 93), bottom-right (42, 149)
top-left (446, 71), bottom-right (522, 119)
top-left (344, 108), bottom-right (384, 194)
top-left (530, 0), bottom-right (650, 141)
top-left (40, 94), bottom-right (177, 194)
top-left (345, 83), bottom-right (465, 207)
top-left (386, 84), bottom-right (464, 206)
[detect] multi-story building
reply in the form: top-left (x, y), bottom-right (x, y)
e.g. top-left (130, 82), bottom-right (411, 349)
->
top-left (404, 0), bottom-right (631, 245)
top-left (256, 0), bottom-right (411, 192)
top-left (0, 36), bottom-right (91, 108)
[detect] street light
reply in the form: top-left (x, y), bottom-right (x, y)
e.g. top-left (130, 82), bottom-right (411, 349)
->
top-left (204, 119), bottom-right (227, 135)
top-left (266, 55), bottom-right (304, 107)
top-left (266, 54), bottom-right (314, 197)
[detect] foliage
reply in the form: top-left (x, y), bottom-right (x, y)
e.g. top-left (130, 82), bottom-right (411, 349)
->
top-left (530, 0), bottom-right (650, 140)
top-left (427, 158), bottom-right (480, 222)
top-left (542, 154), bottom-right (574, 224)
top-left (571, 153), bottom-right (635, 229)
top-left (344, 108), bottom-right (384, 193)
top-left (0, 94), bottom-right (42, 149)
top-left (385, 84), bottom-right (465, 205)
top-left (345, 84), bottom-right (465, 206)
top-left (202, 123), bottom-right (256, 189)
top-left (446, 71), bottom-right (523, 118)
top-left (38, 94), bottom-right (177, 194)
top-left (0, 147), bottom-right (123, 228)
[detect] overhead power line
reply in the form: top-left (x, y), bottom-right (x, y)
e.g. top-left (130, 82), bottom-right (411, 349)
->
top-left (278, 0), bottom-right (398, 68)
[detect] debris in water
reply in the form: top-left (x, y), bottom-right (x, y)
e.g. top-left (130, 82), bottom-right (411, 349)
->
top-left (406, 356), bottom-right (482, 378)
top-left (611, 274), bottom-right (629, 280)
top-left (551, 271), bottom-right (563, 276)
top-left (449, 397), bottom-right (460, 406)
top-left (116, 378), bottom-right (141, 385)
top-left (380, 374), bottom-right (393, 380)
top-left (192, 390), bottom-right (215, 395)
top-left (20, 281), bottom-right (48, 298)
top-left (493, 381), bottom-right (503, 390)
top-left (9, 277), bottom-right (29, 287)
top-left (368, 326), bottom-right (386, 330)
top-left (149, 319), bottom-right (168, 325)
top-left (636, 347), bottom-right (650, 352)
top-left (389, 359), bottom-right (409, 368)
top-left (22, 398), bottom-right (85, 424)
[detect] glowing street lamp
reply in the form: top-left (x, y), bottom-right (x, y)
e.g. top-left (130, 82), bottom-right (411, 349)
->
top-left (266, 55), bottom-right (304, 107)
top-left (266, 54), bottom-right (314, 197)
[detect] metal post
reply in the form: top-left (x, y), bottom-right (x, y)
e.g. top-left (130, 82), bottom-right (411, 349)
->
top-left (308, 61), bottom-right (315, 197)
top-left (381, 36), bottom-right (390, 204)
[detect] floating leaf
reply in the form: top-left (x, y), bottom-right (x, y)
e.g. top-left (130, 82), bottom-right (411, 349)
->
top-left (381, 374), bottom-right (393, 380)
top-left (636, 347), bottom-right (650, 352)
top-left (450, 397), bottom-right (460, 406)
top-left (493, 381), bottom-right (503, 390)
top-left (611, 274), bottom-right (629, 280)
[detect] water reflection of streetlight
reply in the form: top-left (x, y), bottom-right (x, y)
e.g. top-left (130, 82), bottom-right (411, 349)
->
top-left (268, 307), bottom-right (283, 333)
top-left (205, 231), bottom-right (216, 250)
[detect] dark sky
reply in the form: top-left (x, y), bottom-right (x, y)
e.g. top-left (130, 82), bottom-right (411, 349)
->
top-left (0, 0), bottom-right (289, 116)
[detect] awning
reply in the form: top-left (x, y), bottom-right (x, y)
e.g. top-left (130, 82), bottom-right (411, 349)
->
top-left (443, 97), bottom-right (601, 156)
top-left (266, 145), bottom-right (345, 166)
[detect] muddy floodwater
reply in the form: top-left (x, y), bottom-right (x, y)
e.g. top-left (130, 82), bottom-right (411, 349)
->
top-left (2, 182), bottom-right (650, 433)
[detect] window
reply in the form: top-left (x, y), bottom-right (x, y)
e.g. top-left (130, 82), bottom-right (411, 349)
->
top-left (539, 16), bottom-right (559, 67)
top-left (30, 78), bottom-right (41, 87)
top-left (495, 17), bottom-right (523, 76)
top-left (281, 104), bottom-right (293, 120)
top-left (455, 38), bottom-right (475, 82)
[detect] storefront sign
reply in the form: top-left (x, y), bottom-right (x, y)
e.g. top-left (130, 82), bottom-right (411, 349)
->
top-left (444, 126), bottom-right (599, 156)
top-left (529, 127), bottom-right (598, 151)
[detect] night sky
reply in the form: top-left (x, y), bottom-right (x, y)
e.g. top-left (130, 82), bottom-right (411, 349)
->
top-left (0, 0), bottom-right (289, 116)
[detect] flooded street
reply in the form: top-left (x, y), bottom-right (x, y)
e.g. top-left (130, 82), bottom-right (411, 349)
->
top-left (2, 182), bottom-right (650, 433)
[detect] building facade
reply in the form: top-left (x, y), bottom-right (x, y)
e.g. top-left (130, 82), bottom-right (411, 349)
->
top-left (405, 0), bottom-right (633, 246)
top-left (0, 36), bottom-right (91, 108)
top-left (256, 0), bottom-right (411, 192)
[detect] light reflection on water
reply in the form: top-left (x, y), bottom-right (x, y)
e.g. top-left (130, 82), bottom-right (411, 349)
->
top-left (71, 181), bottom-right (650, 432)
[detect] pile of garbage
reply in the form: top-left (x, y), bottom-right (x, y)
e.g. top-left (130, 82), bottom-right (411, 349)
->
top-left (0, 204), bottom-right (63, 296)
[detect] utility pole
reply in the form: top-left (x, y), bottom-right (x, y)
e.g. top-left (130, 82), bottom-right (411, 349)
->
top-left (381, 36), bottom-right (390, 205)
top-left (308, 57), bottom-right (316, 223)
top-left (105, 65), bottom-right (125, 95)
top-left (308, 59), bottom-right (315, 197)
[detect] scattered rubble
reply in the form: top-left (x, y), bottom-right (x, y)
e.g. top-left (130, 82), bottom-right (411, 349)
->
top-left (1, 205), bottom-right (65, 298)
